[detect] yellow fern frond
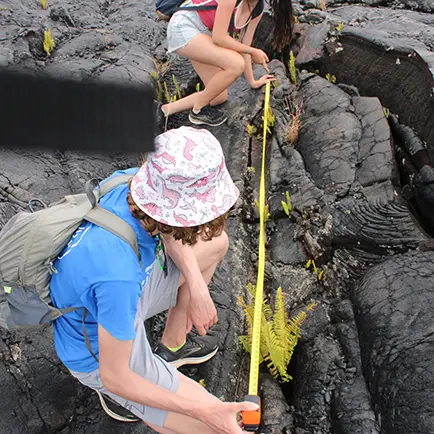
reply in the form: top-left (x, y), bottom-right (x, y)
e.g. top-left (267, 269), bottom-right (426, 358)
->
top-left (289, 51), bottom-right (297, 85)
top-left (245, 282), bottom-right (256, 296)
top-left (306, 301), bottom-right (318, 311)
top-left (43, 29), bottom-right (55, 55)
top-left (273, 287), bottom-right (290, 354)
top-left (172, 74), bottom-right (182, 99)
top-left (247, 123), bottom-right (256, 136)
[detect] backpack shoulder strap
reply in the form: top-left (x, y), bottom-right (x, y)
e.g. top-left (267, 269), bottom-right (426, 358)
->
top-left (99, 174), bottom-right (134, 197)
top-left (83, 174), bottom-right (141, 261)
top-left (83, 205), bottom-right (140, 260)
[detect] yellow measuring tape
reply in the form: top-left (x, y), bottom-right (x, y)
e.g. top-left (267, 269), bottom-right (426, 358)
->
top-left (241, 81), bottom-right (272, 431)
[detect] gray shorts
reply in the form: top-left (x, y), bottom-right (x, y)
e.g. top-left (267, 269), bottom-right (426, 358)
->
top-left (69, 257), bottom-right (181, 427)
top-left (167, 0), bottom-right (212, 54)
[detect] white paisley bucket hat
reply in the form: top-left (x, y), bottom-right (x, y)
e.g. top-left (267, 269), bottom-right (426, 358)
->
top-left (130, 126), bottom-right (240, 227)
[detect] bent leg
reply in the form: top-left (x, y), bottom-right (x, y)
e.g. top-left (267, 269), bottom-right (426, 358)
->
top-left (162, 34), bottom-right (245, 115)
top-left (190, 60), bottom-right (228, 107)
top-left (161, 230), bottom-right (229, 348)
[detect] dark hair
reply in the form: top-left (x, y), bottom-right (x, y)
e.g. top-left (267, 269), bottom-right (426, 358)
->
top-left (126, 180), bottom-right (229, 246)
top-left (270, 0), bottom-right (295, 51)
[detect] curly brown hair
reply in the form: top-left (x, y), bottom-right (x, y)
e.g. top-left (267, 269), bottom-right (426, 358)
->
top-left (126, 179), bottom-right (229, 246)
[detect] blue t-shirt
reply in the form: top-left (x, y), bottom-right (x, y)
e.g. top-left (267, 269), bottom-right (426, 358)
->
top-left (50, 168), bottom-right (157, 373)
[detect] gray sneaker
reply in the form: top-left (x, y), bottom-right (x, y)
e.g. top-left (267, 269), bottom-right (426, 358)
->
top-left (189, 105), bottom-right (228, 127)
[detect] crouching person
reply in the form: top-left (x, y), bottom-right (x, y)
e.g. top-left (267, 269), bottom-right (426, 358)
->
top-left (49, 126), bottom-right (258, 434)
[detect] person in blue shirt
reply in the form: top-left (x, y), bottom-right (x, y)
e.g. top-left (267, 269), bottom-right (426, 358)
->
top-left (50, 126), bottom-right (259, 434)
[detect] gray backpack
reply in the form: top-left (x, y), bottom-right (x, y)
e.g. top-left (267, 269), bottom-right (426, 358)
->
top-left (0, 173), bottom-right (140, 335)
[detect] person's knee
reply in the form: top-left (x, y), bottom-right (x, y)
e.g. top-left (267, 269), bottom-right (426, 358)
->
top-left (212, 230), bottom-right (229, 263)
top-left (226, 53), bottom-right (245, 77)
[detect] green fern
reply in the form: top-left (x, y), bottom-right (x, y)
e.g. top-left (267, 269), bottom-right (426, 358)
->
top-left (239, 284), bottom-right (317, 382)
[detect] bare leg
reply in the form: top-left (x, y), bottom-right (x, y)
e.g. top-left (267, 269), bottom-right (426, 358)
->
top-left (146, 371), bottom-right (224, 434)
top-left (190, 60), bottom-right (229, 107)
top-left (162, 231), bottom-right (229, 348)
top-left (146, 425), bottom-right (177, 434)
top-left (161, 34), bottom-right (245, 116)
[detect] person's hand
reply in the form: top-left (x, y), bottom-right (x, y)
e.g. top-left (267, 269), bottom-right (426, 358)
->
top-left (250, 47), bottom-right (269, 66)
top-left (251, 74), bottom-right (276, 89)
top-left (186, 280), bottom-right (218, 335)
top-left (198, 401), bottom-right (260, 434)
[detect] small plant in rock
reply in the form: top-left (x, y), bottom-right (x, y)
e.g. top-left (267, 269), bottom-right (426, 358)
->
top-left (43, 29), bottom-right (55, 55)
top-left (325, 73), bottom-right (337, 83)
top-left (306, 258), bottom-right (324, 281)
top-left (163, 81), bottom-right (172, 103)
top-left (383, 107), bottom-right (390, 119)
top-left (289, 51), bottom-right (297, 85)
top-left (40, 0), bottom-right (48, 9)
top-left (247, 123), bottom-right (256, 136)
top-left (163, 80), bottom-right (180, 103)
top-left (254, 200), bottom-right (270, 222)
top-left (172, 74), bottom-right (182, 99)
top-left (285, 95), bottom-right (303, 146)
top-left (262, 104), bottom-right (275, 136)
top-left (150, 71), bottom-right (163, 102)
top-left (239, 284), bottom-right (317, 383)
top-left (336, 21), bottom-right (345, 32)
top-left (281, 191), bottom-right (293, 218)
top-left (247, 166), bottom-right (256, 175)
top-left (286, 105), bottom-right (302, 145)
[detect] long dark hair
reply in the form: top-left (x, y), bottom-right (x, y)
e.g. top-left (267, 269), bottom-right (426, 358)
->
top-left (270, 0), bottom-right (295, 51)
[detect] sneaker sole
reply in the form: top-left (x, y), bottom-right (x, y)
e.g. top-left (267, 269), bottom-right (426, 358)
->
top-left (96, 391), bottom-right (140, 423)
top-left (169, 346), bottom-right (219, 369)
top-left (188, 113), bottom-right (228, 127)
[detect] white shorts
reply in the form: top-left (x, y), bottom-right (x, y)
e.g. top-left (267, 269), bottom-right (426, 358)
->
top-left (167, 0), bottom-right (212, 54)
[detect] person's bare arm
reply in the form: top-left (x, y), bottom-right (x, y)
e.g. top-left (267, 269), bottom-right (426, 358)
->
top-left (98, 325), bottom-right (258, 434)
top-left (99, 325), bottom-right (204, 415)
top-left (239, 14), bottom-right (276, 88)
top-left (211, 0), bottom-right (269, 65)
